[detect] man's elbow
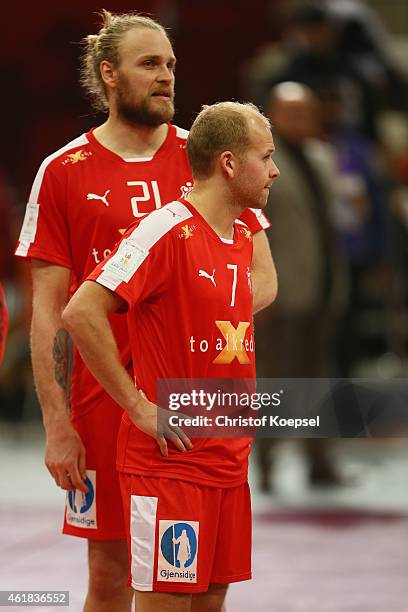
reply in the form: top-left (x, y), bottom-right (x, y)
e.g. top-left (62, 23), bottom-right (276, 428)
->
top-left (61, 300), bottom-right (89, 336)
top-left (253, 276), bottom-right (278, 314)
top-left (265, 278), bottom-right (278, 307)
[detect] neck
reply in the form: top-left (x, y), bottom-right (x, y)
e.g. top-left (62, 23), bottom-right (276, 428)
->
top-left (185, 181), bottom-right (242, 240)
top-left (92, 112), bottom-right (169, 159)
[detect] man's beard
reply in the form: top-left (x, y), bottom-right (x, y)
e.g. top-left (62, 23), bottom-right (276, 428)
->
top-left (116, 80), bottom-right (175, 127)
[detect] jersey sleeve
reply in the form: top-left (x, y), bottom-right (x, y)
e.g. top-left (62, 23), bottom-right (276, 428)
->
top-left (87, 218), bottom-right (173, 310)
top-left (15, 160), bottom-right (72, 268)
top-left (238, 208), bottom-right (271, 233)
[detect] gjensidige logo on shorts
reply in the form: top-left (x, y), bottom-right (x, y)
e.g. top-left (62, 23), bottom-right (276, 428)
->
top-left (65, 470), bottom-right (97, 529)
top-left (157, 520), bottom-right (199, 583)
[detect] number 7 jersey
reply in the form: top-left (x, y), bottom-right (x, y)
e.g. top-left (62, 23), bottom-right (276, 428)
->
top-left (88, 199), bottom-right (256, 487)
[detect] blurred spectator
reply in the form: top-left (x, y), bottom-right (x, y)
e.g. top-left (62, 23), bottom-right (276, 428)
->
top-left (329, 0), bottom-right (408, 113)
top-left (246, 1), bottom-right (408, 142)
top-left (255, 82), bottom-right (347, 490)
top-left (319, 85), bottom-right (389, 376)
top-left (385, 114), bottom-right (408, 360)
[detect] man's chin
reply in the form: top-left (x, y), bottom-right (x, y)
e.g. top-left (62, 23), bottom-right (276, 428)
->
top-left (150, 97), bottom-right (174, 118)
top-left (253, 198), bottom-right (268, 210)
top-left (118, 102), bottom-right (174, 127)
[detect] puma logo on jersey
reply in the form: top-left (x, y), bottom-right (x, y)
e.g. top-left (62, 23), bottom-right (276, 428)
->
top-left (87, 190), bottom-right (110, 207)
top-left (199, 269), bottom-right (216, 287)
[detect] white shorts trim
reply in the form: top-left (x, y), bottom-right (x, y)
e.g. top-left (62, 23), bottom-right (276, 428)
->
top-left (130, 495), bottom-right (158, 591)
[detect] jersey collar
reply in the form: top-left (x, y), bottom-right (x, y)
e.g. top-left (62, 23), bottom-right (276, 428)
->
top-left (85, 124), bottom-right (177, 164)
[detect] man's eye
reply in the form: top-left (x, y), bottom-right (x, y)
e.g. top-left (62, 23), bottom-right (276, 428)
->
top-left (144, 60), bottom-right (155, 67)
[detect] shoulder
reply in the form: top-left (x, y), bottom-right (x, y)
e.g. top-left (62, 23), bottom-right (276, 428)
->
top-left (122, 201), bottom-right (194, 250)
top-left (28, 133), bottom-right (92, 202)
top-left (235, 219), bottom-right (254, 244)
top-left (169, 124), bottom-right (189, 153)
top-left (173, 125), bottom-right (189, 143)
top-left (30, 133), bottom-right (92, 196)
top-left (37, 133), bottom-right (91, 175)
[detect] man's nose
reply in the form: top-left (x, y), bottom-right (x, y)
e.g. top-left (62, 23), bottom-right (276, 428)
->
top-left (158, 65), bottom-right (174, 82)
top-left (270, 160), bottom-right (280, 179)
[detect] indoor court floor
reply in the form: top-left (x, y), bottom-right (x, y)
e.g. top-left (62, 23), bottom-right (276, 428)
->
top-left (1, 425), bottom-right (408, 611)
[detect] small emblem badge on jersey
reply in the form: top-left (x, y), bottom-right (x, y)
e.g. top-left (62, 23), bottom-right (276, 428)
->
top-left (157, 520), bottom-right (199, 583)
top-left (65, 469), bottom-right (97, 530)
top-left (179, 181), bottom-right (193, 198)
top-left (102, 239), bottom-right (149, 283)
top-left (19, 202), bottom-right (39, 244)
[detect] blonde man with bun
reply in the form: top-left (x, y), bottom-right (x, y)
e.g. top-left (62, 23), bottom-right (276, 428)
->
top-left (16, 10), bottom-right (277, 612)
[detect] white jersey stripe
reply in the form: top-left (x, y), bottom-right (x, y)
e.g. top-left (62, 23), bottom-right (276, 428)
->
top-left (97, 201), bottom-right (193, 290)
top-left (123, 156), bottom-right (153, 162)
top-left (29, 133), bottom-right (89, 204)
top-left (125, 201), bottom-right (192, 250)
top-left (175, 125), bottom-right (189, 139)
top-left (249, 208), bottom-right (270, 229)
top-left (16, 133), bottom-right (89, 257)
top-left (130, 495), bottom-right (158, 591)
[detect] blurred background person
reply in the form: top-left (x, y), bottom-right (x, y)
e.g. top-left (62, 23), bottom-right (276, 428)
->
top-left (246, 0), bottom-right (408, 142)
top-left (255, 82), bottom-right (347, 491)
top-left (318, 83), bottom-right (389, 378)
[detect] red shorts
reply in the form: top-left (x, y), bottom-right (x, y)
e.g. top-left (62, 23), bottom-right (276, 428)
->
top-left (62, 399), bottom-right (125, 540)
top-left (119, 474), bottom-right (252, 593)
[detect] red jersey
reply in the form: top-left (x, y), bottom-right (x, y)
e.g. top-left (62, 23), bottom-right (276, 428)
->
top-left (88, 199), bottom-right (256, 488)
top-left (15, 125), bottom-right (268, 419)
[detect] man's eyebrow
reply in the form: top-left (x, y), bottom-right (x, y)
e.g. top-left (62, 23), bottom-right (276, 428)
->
top-left (138, 54), bottom-right (176, 64)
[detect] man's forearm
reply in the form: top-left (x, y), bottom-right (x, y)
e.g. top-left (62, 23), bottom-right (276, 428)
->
top-left (62, 293), bottom-right (139, 416)
top-left (30, 261), bottom-right (73, 427)
top-left (31, 305), bottom-right (71, 427)
top-left (30, 261), bottom-right (88, 492)
top-left (62, 281), bottom-right (192, 457)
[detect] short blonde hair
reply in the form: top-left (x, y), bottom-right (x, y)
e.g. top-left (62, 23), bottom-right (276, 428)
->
top-left (80, 9), bottom-right (169, 113)
top-left (186, 101), bottom-right (271, 179)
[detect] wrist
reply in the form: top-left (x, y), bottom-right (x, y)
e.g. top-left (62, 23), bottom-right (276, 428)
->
top-left (43, 412), bottom-right (72, 432)
top-left (126, 391), bottom-right (148, 420)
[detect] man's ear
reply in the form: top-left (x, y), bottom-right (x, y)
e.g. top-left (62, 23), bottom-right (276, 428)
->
top-left (219, 151), bottom-right (237, 178)
top-left (100, 60), bottom-right (117, 89)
